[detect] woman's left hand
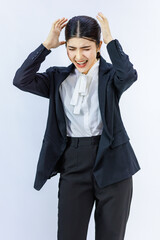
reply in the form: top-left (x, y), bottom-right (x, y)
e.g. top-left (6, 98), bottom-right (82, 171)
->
top-left (96, 12), bottom-right (113, 45)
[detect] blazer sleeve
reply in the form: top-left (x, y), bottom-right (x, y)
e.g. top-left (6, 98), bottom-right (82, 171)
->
top-left (106, 39), bottom-right (138, 100)
top-left (13, 43), bottom-right (54, 99)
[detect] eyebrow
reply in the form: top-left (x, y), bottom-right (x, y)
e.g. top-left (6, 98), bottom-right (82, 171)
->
top-left (68, 46), bottom-right (91, 49)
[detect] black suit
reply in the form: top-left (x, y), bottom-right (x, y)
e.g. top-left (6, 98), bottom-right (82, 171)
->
top-left (13, 39), bottom-right (141, 191)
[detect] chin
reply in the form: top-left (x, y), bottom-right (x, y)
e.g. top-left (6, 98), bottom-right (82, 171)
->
top-left (78, 68), bottom-right (89, 74)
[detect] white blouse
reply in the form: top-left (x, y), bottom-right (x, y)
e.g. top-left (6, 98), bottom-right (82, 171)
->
top-left (59, 59), bottom-right (103, 137)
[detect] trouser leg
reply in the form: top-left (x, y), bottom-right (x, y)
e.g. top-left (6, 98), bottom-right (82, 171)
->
top-left (57, 136), bottom-right (100, 240)
top-left (94, 176), bottom-right (133, 240)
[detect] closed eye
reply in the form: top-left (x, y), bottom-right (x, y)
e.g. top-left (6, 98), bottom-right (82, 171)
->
top-left (69, 49), bottom-right (90, 51)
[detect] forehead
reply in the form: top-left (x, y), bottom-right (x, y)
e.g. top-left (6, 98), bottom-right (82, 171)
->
top-left (67, 37), bottom-right (96, 47)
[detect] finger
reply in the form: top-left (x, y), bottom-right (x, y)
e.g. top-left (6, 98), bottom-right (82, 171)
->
top-left (54, 17), bottom-right (65, 28)
top-left (52, 19), bottom-right (62, 29)
top-left (59, 19), bottom-right (68, 28)
top-left (61, 20), bottom-right (68, 26)
top-left (98, 12), bottom-right (107, 21)
top-left (58, 17), bottom-right (66, 24)
top-left (59, 17), bottom-right (66, 23)
top-left (96, 15), bottom-right (102, 22)
top-left (53, 18), bottom-right (60, 26)
top-left (60, 18), bottom-right (68, 22)
top-left (59, 41), bottom-right (66, 45)
top-left (61, 23), bottom-right (67, 29)
top-left (57, 18), bottom-right (68, 27)
top-left (98, 12), bottom-right (105, 17)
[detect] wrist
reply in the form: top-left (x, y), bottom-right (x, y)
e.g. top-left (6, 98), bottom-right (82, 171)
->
top-left (43, 41), bottom-right (52, 50)
top-left (104, 36), bottom-right (114, 45)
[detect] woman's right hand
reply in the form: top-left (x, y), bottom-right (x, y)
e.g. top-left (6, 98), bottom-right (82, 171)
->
top-left (43, 17), bottom-right (68, 50)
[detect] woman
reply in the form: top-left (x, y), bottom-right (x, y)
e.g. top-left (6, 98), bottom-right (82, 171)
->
top-left (13, 12), bottom-right (141, 240)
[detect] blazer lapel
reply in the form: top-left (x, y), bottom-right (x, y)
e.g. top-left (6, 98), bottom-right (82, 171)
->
top-left (54, 55), bottom-right (113, 141)
top-left (54, 64), bottom-right (75, 140)
top-left (98, 56), bottom-right (113, 140)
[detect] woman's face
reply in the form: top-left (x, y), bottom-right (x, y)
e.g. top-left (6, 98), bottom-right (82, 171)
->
top-left (66, 37), bottom-right (102, 75)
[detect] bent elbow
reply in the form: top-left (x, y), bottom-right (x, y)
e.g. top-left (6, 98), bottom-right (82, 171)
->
top-left (12, 69), bottom-right (26, 88)
top-left (13, 79), bottom-right (20, 87)
top-left (126, 68), bottom-right (138, 83)
top-left (13, 69), bottom-right (21, 87)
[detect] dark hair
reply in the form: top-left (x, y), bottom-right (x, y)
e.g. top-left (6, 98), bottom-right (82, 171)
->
top-left (65, 15), bottom-right (101, 59)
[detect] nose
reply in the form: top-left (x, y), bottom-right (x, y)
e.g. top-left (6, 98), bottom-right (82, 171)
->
top-left (75, 50), bottom-right (84, 61)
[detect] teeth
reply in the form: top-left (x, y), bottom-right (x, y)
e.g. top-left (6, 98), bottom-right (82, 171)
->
top-left (76, 61), bottom-right (87, 65)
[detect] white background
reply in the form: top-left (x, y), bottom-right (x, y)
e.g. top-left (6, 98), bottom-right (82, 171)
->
top-left (0, 0), bottom-right (159, 239)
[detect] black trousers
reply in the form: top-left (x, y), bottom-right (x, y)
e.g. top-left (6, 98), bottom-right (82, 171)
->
top-left (57, 135), bottom-right (133, 240)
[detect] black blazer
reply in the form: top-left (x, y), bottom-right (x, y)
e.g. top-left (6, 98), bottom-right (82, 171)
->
top-left (13, 39), bottom-right (141, 191)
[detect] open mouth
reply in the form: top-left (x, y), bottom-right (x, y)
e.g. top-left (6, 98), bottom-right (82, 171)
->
top-left (75, 60), bottom-right (88, 68)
